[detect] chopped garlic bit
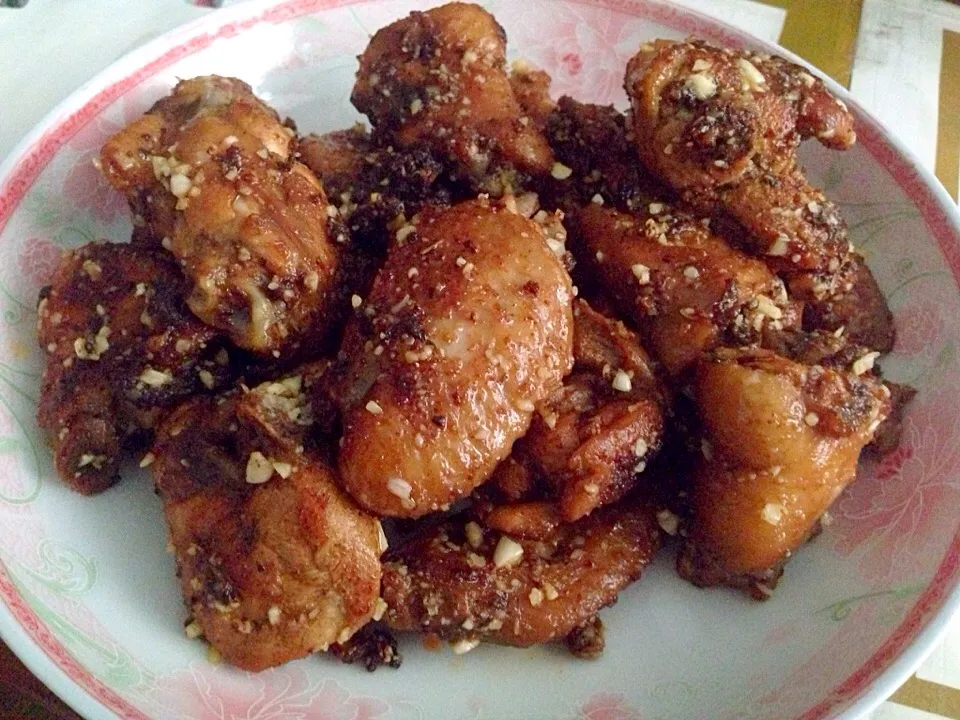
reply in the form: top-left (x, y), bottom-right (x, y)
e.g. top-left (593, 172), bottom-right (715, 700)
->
top-left (245, 451), bottom-right (274, 484)
top-left (761, 502), bottom-right (785, 525)
top-left (550, 162), bottom-right (573, 180)
top-left (184, 620), bottom-right (204, 639)
top-left (493, 536), bottom-right (524, 568)
top-left (387, 477), bottom-right (413, 502)
top-left (656, 508), bottom-right (680, 536)
top-left (737, 58), bottom-right (766, 90)
top-left (634, 438), bottom-right (648, 458)
top-left (267, 606), bottom-right (282, 626)
top-left (365, 400), bottom-right (383, 415)
top-left (685, 72), bottom-right (717, 100)
top-left (611, 369), bottom-right (632, 393)
top-left (451, 637), bottom-right (480, 654)
top-left (852, 351), bottom-right (880, 376)
top-left (139, 367), bottom-right (172, 387)
top-left (631, 263), bottom-right (651, 285)
top-left (465, 521), bottom-right (483, 549)
top-left (528, 588), bottom-right (544, 606)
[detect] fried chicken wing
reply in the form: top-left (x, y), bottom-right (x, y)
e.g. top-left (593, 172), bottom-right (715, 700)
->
top-left (351, 3), bottom-right (554, 187)
top-left (485, 300), bottom-right (667, 524)
top-left (335, 199), bottom-right (574, 518)
top-left (100, 76), bottom-right (341, 356)
top-left (574, 203), bottom-right (799, 376)
top-left (624, 40), bottom-right (894, 349)
top-left (678, 348), bottom-right (889, 595)
top-left (152, 367), bottom-right (383, 671)
top-left (36, 241), bottom-right (236, 494)
top-left (380, 501), bottom-right (661, 651)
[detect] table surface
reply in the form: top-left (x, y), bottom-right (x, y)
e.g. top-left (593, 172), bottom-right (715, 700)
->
top-left (0, 1), bottom-right (958, 718)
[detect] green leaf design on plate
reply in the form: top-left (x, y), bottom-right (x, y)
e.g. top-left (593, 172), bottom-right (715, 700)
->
top-left (817, 582), bottom-right (925, 622)
top-left (21, 188), bottom-right (63, 231)
top-left (821, 160), bottom-right (844, 192)
top-left (3, 549), bottom-right (154, 692)
top-left (15, 540), bottom-right (97, 596)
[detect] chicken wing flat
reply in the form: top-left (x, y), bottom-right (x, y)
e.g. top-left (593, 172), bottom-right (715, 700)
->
top-left (335, 198), bottom-right (574, 517)
top-left (36, 241), bottom-right (236, 494)
top-left (624, 39), bottom-right (894, 350)
top-left (678, 348), bottom-right (889, 596)
top-left (380, 501), bottom-right (661, 652)
top-left (152, 366), bottom-right (383, 671)
top-left (351, 3), bottom-right (555, 188)
top-left (484, 300), bottom-right (667, 525)
top-left (100, 76), bottom-right (341, 356)
top-left (574, 203), bottom-right (800, 376)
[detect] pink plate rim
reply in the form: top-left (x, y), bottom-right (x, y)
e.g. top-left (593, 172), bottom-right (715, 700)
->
top-left (0, 0), bottom-right (958, 718)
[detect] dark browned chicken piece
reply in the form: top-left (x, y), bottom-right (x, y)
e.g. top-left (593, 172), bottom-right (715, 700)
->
top-left (484, 300), bottom-right (667, 526)
top-left (574, 203), bottom-right (800, 377)
top-left (540, 97), bottom-right (663, 213)
top-left (100, 76), bottom-right (341, 356)
top-left (380, 501), bottom-right (661, 652)
top-left (351, 3), bottom-right (555, 190)
top-left (300, 129), bottom-right (466, 254)
top-left (297, 124), bottom-right (374, 197)
top-left (36, 241), bottom-right (236, 494)
top-left (335, 198), bottom-right (574, 518)
top-left (509, 60), bottom-right (555, 130)
top-left (788, 254), bottom-right (895, 352)
top-left (624, 39), bottom-right (894, 350)
top-left (678, 348), bottom-right (889, 596)
top-left (152, 365), bottom-right (384, 671)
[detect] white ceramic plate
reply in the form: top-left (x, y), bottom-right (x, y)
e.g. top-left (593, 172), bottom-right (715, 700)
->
top-left (0, 1), bottom-right (958, 718)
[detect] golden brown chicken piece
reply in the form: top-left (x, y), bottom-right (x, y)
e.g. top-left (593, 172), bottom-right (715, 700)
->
top-left (335, 198), bottom-right (574, 518)
top-left (100, 76), bottom-right (341, 356)
top-left (36, 241), bottom-right (236, 494)
top-left (152, 366), bottom-right (384, 672)
top-left (624, 40), bottom-right (894, 351)
top-left (678, 348), bottom-right (889, 596)
top-left (574, 203), bottom-right (800, 376)
top-left (351, 2), bottom-right (555, 189)
top-left (380, 501), bottom-right (661, 652)
top-left (484, 300), bottom-right (667, 526)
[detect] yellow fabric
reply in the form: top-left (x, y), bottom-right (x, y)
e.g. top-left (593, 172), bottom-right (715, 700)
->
top-left (758, 0), bottom-right (865, 87)
top-left (935, 29), bottom-right (960, 201)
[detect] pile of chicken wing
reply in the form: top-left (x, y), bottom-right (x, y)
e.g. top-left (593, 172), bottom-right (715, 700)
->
top-left (36, 2), bottom-right (913, 671)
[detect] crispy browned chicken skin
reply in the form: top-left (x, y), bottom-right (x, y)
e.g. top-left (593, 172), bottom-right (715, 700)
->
top-left (484, 300), bottom-right (668, 527)
top-left (152, 366), bottom-right (383, 671)
top-left (624, 39), bottom-right (894, 350)
top-left (37, 241), bottom-right (235, 494)
top-left (678, 348), bottom-right (889, 595)
top-left (381, 500), bottom-right (661, 651)
top-left (335, 198), bottom-right (574, 517)
top-left (100, 76), bottom-right (341, 356)
top-left (351, 3), bottom-right (555, 186)
top-left (574, 203), bottom-right (799, 376)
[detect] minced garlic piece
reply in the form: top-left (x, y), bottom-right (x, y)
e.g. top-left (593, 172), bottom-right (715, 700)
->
top-left (761, 502), bottom-right (785, 525)
top-left (550, 162), bottom-right (573, 180)
top-left (245, 451), bottom-right (274, 484)
top-left (611, 370), bottom-right (632, 393)
top-left (493, 536), bottom-right (524, 568)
